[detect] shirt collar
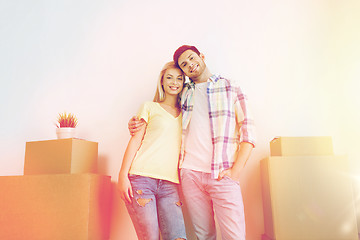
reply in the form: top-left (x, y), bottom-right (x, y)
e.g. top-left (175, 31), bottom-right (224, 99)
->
top-left (209, 74), bottom-right (220, 82)
top-left (188, 74), bottom-right (219, 86)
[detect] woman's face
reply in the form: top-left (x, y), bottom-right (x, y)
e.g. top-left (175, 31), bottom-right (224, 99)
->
top-left (162, 68), bottom-right (184, 96)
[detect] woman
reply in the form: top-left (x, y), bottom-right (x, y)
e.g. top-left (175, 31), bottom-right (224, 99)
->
top-left (117, 61), bottom-right (186, 240)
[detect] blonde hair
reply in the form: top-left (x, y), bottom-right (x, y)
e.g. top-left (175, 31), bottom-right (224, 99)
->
top-left (153, 61), bottom-right (185, 106)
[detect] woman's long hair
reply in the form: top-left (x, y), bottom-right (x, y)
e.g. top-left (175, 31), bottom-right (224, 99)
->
top-left (153, 61), bottom-right (185, 108)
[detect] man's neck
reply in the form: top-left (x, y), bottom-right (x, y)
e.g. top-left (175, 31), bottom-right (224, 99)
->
top-left (191, 68), bottom-right (212, 84)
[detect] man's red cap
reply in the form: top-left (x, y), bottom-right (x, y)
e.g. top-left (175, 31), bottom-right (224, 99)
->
top-left (173, 45), bottom-right (200, 67)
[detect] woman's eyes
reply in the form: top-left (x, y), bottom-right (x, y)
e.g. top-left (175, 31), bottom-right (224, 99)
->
top-left (166, 76), bottom-right (182, 81)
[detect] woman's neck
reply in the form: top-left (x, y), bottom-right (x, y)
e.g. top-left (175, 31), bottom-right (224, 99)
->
top-left (161, 95), bottom-right (178, 108)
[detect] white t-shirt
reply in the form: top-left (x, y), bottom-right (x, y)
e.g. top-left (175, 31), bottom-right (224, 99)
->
top-left (182, 82), bottom-right (213, 173)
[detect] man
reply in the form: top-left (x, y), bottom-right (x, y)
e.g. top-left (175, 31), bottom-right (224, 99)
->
top-left (130, 45), bottom-right (256, 239)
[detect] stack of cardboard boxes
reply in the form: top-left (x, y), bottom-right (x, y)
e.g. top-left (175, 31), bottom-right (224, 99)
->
top-left (261, 137), bottom-right (358, 240)
top-left (0, 139), bottom-right (112, 240)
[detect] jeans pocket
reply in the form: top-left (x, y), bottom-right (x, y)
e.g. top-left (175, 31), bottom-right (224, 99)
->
top-left (128, 174), bottom-right (140, 179)
top-left (224, 175), bottom-right (240, 186)
top-left (128, 174), bottom-right (145, 185)
top-left (179, 168), bottom-right (185, 179)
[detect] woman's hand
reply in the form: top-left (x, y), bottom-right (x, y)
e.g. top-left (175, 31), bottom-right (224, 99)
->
top-left (117, 175), bottom-right (133, 204)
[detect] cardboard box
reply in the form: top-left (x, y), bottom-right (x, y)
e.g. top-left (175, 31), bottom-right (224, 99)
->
top-left (260, 156), bottom-right (358, 240)
top-left (270, 136), bottom-right (333, 156)
top-left (24, 139), bottom-right (98, 174)
top-left (0, 174), bottom-right (112, 240)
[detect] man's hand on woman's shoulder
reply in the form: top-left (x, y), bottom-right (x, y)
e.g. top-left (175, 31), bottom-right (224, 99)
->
top-left (128, 116), bottom-right (145, 136)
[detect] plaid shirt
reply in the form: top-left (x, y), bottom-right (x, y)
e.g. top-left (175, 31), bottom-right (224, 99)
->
top-left (180, 74), bottom-right (256, 179)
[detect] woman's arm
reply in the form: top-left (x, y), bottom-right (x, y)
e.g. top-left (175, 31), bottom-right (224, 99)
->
top-left (117, 120), bottom-right (146, 203)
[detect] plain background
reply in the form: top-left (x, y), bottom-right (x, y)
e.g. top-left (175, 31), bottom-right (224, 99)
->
top-left (1, 0), bottom-right (359, 239)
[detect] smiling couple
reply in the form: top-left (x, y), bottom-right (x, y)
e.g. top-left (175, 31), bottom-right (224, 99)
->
top-left (117, 45), bottom-right (256, 240)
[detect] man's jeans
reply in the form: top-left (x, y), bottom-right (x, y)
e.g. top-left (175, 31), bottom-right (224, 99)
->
top-left (180, 168), bottom-right (246, 240)
top-left (125, 175), bottom-right (186, 240)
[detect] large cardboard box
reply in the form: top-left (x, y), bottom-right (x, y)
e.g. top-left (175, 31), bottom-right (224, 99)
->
top-left (24, 139), bottom-right (98, 174)
top-left (270, 136), bottom-right (333, 156)
top-left (261, 156), bottom-right (358, 240)
top-left (0, 174), bottom-right (112, 240)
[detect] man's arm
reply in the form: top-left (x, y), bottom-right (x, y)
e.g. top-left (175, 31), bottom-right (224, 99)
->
top-left (217, 142), bottom-right (253, 182)
top-left (218, 81), bottom-right (256, 182)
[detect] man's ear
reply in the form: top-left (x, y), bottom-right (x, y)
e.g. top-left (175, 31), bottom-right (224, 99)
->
top-left (200, 53), bottom-right (205, 60)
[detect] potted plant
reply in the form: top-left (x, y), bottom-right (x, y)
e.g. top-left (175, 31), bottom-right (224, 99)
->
top-left (55, 112), bottom-right (78, 139)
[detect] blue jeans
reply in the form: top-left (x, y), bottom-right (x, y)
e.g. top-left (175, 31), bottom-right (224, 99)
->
top-left (125, 175), bottom-right (187, 240)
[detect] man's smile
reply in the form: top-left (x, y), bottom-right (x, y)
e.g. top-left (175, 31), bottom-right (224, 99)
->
top-left (190, 64), bottom-right (199, 73)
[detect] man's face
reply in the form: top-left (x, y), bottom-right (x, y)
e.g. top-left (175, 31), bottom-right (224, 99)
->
top-left (177, 50), bottom-right (206, 80)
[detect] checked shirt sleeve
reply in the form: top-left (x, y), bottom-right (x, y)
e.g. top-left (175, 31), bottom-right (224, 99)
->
top-left (234, 83), bottom-right (256, 147)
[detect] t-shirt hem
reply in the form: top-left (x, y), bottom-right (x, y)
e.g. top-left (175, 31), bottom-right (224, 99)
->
top-left (180, 166), bottom-right (211, 174)
top-left (128, 171), bottom-right (179, 184)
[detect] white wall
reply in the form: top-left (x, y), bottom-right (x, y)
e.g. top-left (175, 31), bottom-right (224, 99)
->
top-left (1, 0), bottom-right (359, 239)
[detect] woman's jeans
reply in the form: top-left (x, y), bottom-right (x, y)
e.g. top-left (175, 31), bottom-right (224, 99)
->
top-left (125, 175), bottom-right (186, 240)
